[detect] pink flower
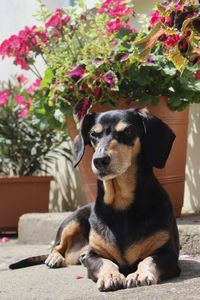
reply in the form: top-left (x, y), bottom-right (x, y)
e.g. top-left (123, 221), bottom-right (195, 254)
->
top-left (194, 70), bottom-right (200, 80)
top-left (18, 106), bottom-right (29, 118)
top-left (106, 18), bottom-right (123, 34)
top-left (150, 10), bottom-right (165, 25)
top-left (15, 94), bottom-right (25, 105)
top-left (17, 74), bottom-right (28, 84)
top-left (124, 24), bottom-right (137, 33)
top-left (27, 79), bottom-right (41, 96)
top-left (109, 5), bottom-right (133, 18)
top-left (45, 9), bottom-right (70, 29)
top-left (165, 34), bottom-right (180, 47)
top-left (98, 0), bottom-right (123, 14)
top-left (0, 25), bottom-right (47, 70)
top-left (0, 90), bottom-right (9, 106)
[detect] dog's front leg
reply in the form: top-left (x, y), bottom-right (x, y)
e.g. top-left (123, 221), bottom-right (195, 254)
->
top-left (125, 253), bottom-right (180, 288)
top-left (84, 251), bottom-right (125, 292)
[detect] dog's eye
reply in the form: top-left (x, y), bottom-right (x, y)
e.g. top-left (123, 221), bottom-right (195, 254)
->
top-left (90, 131), bottom-right (101, 140)
top-left (123, 126), bottom-right (132, 136)
top-left (115, 125), bottom-right (136, 144)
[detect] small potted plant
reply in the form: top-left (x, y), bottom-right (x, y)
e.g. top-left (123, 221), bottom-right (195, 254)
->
top-left (0, 75), bottom-right (70, 232)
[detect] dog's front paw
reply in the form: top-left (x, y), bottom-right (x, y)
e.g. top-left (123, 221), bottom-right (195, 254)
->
top-left (45, 252), bottom-right (66, 268)
top-left (125, 270), bottom-right (158, 288)
top-left (97, 271), bottom-right (125, 292)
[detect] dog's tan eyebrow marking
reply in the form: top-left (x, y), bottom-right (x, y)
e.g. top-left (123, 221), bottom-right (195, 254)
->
top-left (93, 123), bottom-right (103, 133)
top-left (115, 121), bottom-right (128, 132)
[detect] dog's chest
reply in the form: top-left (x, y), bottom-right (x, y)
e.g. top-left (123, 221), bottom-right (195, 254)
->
top-left (89, 211), bottom-right (169, 267)
top-left (89, 214), bottom-right (145, 266)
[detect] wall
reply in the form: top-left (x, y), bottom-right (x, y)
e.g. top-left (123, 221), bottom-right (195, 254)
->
top-left (183, 104), bottom-right (200, 213)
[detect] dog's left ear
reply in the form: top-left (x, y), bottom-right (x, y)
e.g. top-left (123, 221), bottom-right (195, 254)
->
top-left (73, 113), bottom-right (96, 167)
top-left (137, 109), bottom-right (176, 168)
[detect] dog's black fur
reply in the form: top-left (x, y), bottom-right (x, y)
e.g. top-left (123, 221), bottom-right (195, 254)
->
top-left (10, 108), bottom-right (180, 292)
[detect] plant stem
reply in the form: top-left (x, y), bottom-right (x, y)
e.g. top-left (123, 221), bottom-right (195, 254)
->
top-left (29, 65), bottom-right (42, 79)
top-left (41, 53), bottom-right (48, 66)
top-left (32, 64), bottom-right (42, 78)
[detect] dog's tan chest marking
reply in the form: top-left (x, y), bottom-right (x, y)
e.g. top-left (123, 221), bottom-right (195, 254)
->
top-left (103, 169), bottom-right (136, 210)
top-left (89, 230), bottom-right (169, 268)
top-left (89, 230), bottom-right (125, 265)
top-left (125, 231), bottom-right (170, 265)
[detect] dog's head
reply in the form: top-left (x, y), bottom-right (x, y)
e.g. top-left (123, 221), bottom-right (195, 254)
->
top-left (73, 108), bottom-right (175, 180)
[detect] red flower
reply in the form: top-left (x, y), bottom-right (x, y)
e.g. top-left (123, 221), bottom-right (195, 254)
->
top-left (150, 10), bottom-right (165, 25)
top-left (165, 34), bottom-right (180, 47)
top-left (106, 18), bottom-right (123, 34)
top-left (194, 70), bottom-right (200, 80)
top-left (0, 26), bottom-right (47, 70)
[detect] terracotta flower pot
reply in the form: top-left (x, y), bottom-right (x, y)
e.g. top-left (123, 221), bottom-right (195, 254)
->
top-left (0, 176), bottom-right (54, 233)
top-left (67, 97), bottom-right (188, 217)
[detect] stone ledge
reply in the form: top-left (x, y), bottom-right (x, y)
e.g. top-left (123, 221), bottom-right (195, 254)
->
top-left (18, 213), bottom-right (200, 255)
top-left (18, 212), bottom-right (71, 245)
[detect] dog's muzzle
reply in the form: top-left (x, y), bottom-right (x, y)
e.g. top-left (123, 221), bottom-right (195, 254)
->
top-left (93, 154), bottom-right (111, 171)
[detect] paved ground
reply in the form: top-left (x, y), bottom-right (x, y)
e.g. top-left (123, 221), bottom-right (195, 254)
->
top-left (1, 240), bottom-right (200, 300)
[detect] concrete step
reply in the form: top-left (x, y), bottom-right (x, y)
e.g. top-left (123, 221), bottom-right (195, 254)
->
top-left (18, 213), bottom-right (200, 255)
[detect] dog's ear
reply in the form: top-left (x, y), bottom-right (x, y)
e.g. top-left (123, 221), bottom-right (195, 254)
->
top-left (137, 108), bottom-right (176, 168)
top-left (73, 113), bottom-right (96, 167)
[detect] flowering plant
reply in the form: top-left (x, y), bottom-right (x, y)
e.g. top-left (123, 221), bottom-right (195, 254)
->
top-left (136, 0), bottom-right (200, 72)
top-left (0, 0), bottom-right (200, 124)
top-left (0, 76), bottom-right (70, 176)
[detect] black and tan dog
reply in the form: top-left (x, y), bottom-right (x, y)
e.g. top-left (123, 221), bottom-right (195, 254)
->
top-left (10, 108), bottom-right (181, 291)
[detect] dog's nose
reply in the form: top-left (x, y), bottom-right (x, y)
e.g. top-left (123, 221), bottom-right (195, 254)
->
top-left (93, 155), bottom-right (111, 170)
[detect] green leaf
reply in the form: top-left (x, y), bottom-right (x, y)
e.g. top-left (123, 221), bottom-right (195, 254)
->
top-left (168, 47), bottom-right (189, 72)
top-left (134, 24), bottom-right (165, 61)
top-left (40, 68), bottom-right (54, 89)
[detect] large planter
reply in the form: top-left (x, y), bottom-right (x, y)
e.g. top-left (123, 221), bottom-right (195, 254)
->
top-left (0, 176), bottom-right (54, 233)
top-left (68, 97), bottom-right (188, 217)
